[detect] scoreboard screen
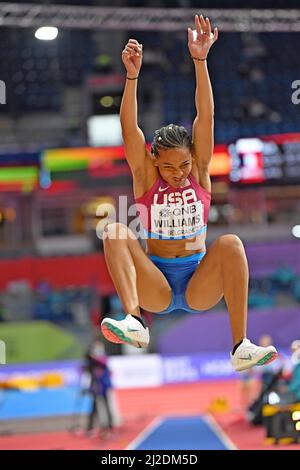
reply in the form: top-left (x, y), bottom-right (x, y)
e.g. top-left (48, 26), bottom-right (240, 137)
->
top-left (228, 133), bottom-right (300, 185)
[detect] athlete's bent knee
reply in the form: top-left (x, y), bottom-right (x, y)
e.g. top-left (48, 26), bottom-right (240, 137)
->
top-left (217, 234), bottom-right (244, 252)
top-left (103, 222), bottom-right (137, 243)
top-left (103, 222), bottom-right (128, 242)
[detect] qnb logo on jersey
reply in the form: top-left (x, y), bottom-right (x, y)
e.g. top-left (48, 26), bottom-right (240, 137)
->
top-left (153, 188), bottom-right (197, 205)
top-left (151, 200), bottom-right (204, 238)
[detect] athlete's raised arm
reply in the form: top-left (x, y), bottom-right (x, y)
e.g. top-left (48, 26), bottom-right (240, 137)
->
top-left (188, 15), bottom-right (218, 191)
top-left (120, 39), bottom-right (147, 178)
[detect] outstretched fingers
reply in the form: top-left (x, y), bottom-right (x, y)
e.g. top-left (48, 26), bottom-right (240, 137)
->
top-left (195, 14), bottom-right (202, 36)
top-left (205, 17), bottom-right (212, 37)
top-left (199, 14), bottom-right (206, 33)
top-left (187, 26), bottom-right (194, 44)
top-left (197, 15), bottom-right (217, 40)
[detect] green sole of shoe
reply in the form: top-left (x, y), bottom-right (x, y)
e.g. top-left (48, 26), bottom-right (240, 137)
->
top-left (257, 351), bottom-right (278, 366)
top-left (102, 322), bottom-right (142, 348)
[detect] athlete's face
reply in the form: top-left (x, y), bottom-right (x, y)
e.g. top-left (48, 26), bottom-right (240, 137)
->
top-left (154, 147), bottom-right (193, 188)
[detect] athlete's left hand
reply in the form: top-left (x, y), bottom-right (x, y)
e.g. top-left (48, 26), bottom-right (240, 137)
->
top-left (188, 15), bottom-right (218, 60)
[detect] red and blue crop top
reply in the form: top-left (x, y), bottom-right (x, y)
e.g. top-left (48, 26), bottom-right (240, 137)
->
top-left (135, 172), bottom-right (211, 240)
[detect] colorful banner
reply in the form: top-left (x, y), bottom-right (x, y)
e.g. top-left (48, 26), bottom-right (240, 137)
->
top-left (0, 133), bottom-right (299, 192)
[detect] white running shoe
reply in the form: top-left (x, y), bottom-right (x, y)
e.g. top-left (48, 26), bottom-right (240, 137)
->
top-left (101, 314), bottom-right (150, 349)
top-left (231, 338), bottom-right (278, 372)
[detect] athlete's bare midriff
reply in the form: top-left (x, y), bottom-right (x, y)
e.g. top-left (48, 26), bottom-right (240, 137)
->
top-left (146, 233), bottom-right (206, 258)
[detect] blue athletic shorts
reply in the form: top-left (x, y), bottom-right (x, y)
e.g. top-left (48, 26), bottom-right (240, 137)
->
top-left (148, 252), bottom-right (206, 314)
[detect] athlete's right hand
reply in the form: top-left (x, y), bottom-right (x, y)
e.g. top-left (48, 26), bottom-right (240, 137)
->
top-left (122, 39), bottom-right (143, 78)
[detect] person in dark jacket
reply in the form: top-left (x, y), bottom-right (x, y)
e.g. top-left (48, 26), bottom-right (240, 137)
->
top-left (83, 341), bottom-right (114, 434)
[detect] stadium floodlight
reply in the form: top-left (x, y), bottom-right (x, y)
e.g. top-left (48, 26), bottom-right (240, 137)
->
top-left (34, 26), bottom-right (58, 40)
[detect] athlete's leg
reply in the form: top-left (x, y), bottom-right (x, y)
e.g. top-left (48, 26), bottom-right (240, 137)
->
top-left (103, 222), bottom-right (172, 317)
top-left (185, 234), bottom-right (248, 345)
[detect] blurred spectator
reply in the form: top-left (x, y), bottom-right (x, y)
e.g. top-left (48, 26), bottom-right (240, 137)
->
top-left (235, 97), bottom-right (281, 123)
top-left (82, 340), bottom-right (115, 435)
top-left (292, 278), bottom-right (300, 303)
top-left (258, 335), bottom-right (280, 390)
top-left (33, 280), bottom-right (52, 321)
top-left (248, 338), bottom-right (300, 426)
top-left (271, 262), bottom-right (297, 292)
top-left (287, 340), bottom-right (300, 401)
top-left (246, 334), bottom-right (285, 424)
top-left (241, 33), bottom-right (267, 60)
top-left (237, 62), bottom-right (265, 83)
top-left (248, 279), bottom-right (275, 309)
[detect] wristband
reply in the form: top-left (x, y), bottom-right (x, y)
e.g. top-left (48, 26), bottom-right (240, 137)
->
top-left (191, 56), bottom-right (207, 61)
